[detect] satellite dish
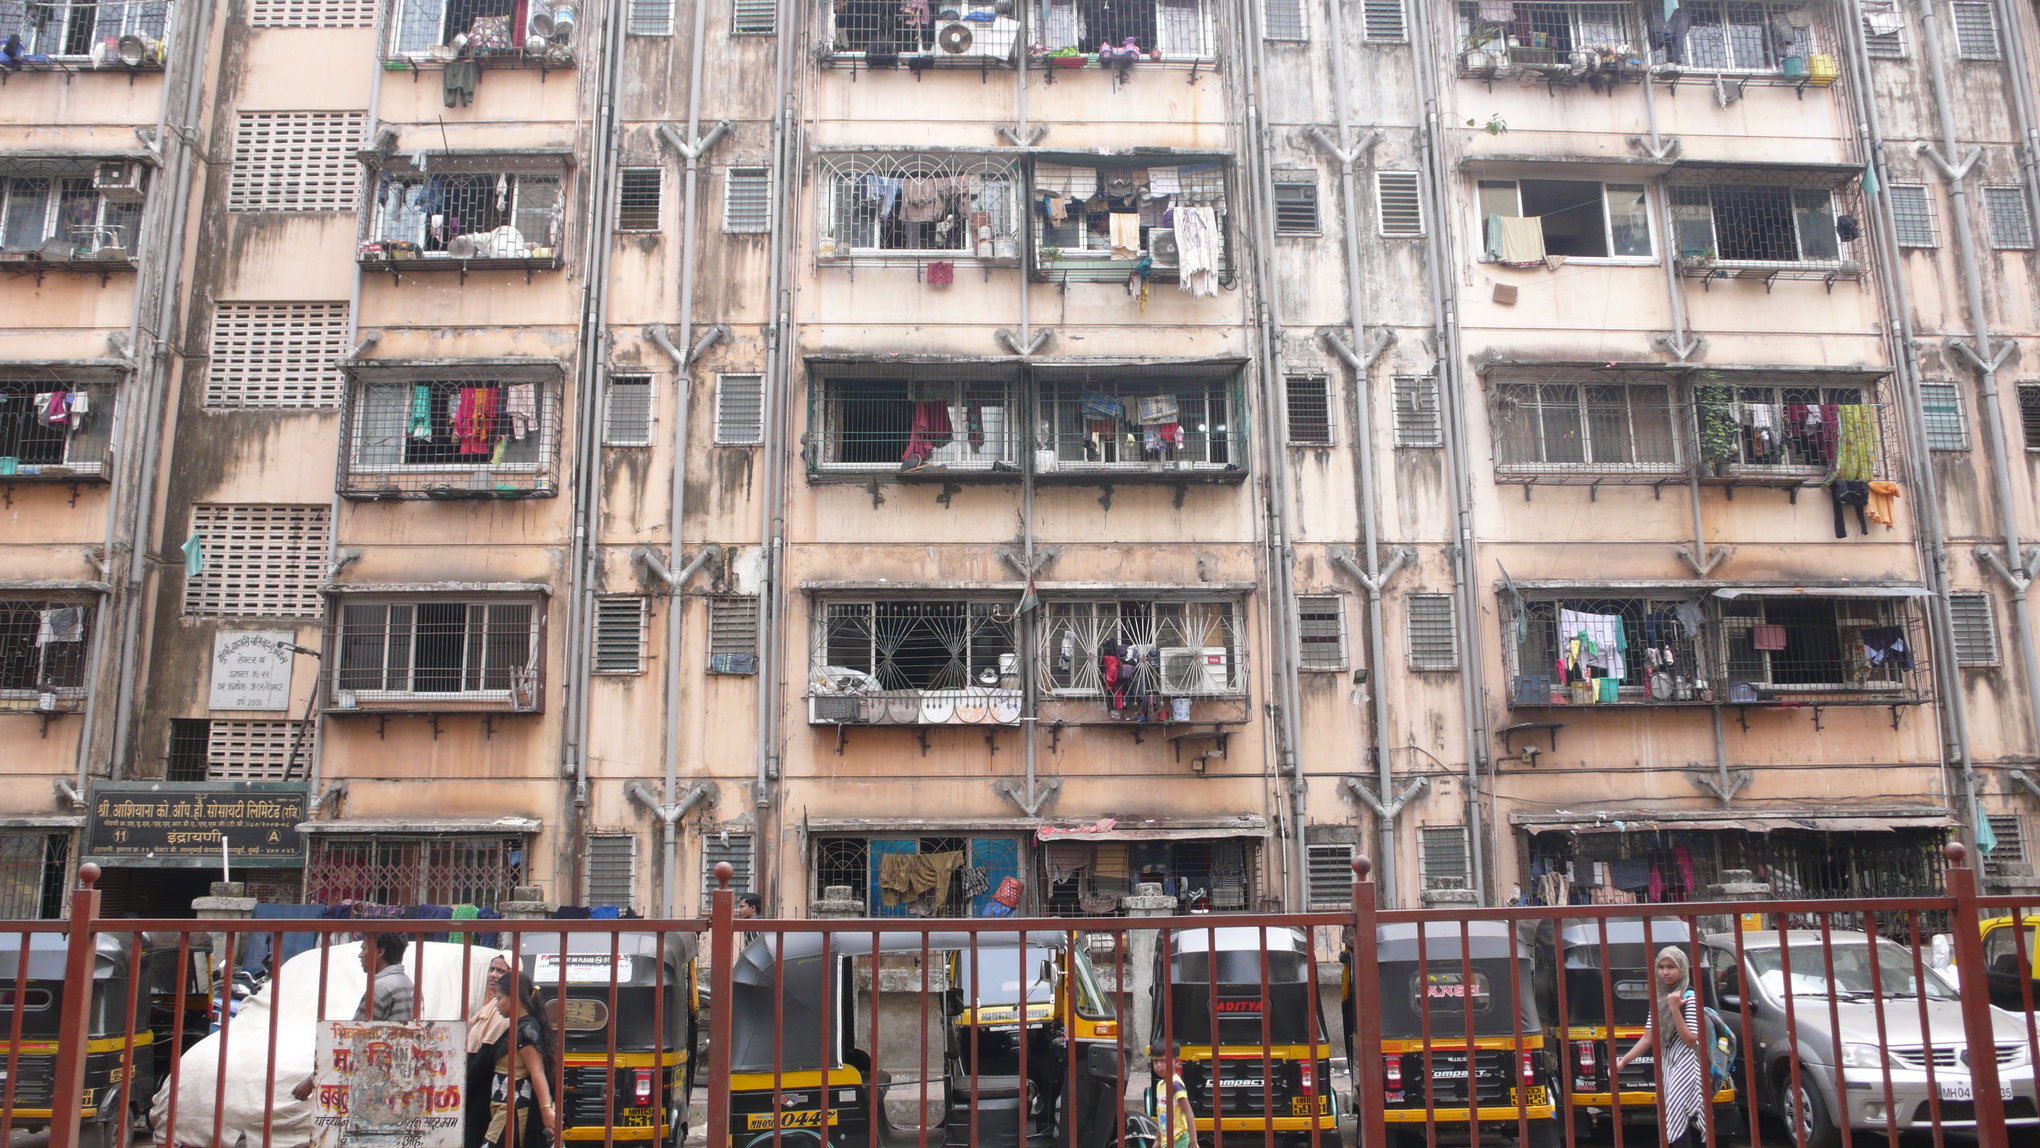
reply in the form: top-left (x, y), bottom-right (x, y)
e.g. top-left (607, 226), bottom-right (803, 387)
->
top-left (939, 22), bottom-right (973, 53)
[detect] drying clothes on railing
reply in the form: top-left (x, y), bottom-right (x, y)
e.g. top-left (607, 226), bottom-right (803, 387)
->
top-left (409, 384), bottom-right (434, 440)
top-left (878, 849), bottom-right (965, 908)
top-left (1172, 163), bottom-right (1225, 206)
top-left (1559, 608), bottom-right (1626, 680)
top-left (1866, 480), bottom-right (1901, 528)
top-left (35, 606), bottom-right (82, 645)
top-left (1830, 480), bottom-right (1870, 537)
top-left (1832, 404), bottom-right (1875, 481)
top-left (1176, 204), bottom-right (1220, 297)
top-left (502, 384), bottom-right (536, 441)
top-left (455, 387), bottom-right (499, 454)
top-left (1490, 214), bottom-right (1547, 267)
top-left (1860, 626), bottom-right (1913, 671)
top-left (900, 400), bottom-right (955, 470)
top-left (1108, 211), bottom-right (1141, 258)
top-left (1043, 841), bottom-right (1091, 883)
top-left (1750, 624), bottom-right (1787, 651)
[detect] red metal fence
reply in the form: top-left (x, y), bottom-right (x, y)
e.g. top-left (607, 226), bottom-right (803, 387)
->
top-left (6, 844), bottom-right (2040, 1148)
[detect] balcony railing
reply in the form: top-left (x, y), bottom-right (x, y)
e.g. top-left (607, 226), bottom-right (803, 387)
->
top-left (337, 370), bottom-right (561, 500)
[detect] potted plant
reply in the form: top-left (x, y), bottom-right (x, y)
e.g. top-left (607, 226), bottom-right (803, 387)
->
top-left (1046, 45), bottom-right (1086, 67)
top-left (1695, 376), bottom-right (1740, 474)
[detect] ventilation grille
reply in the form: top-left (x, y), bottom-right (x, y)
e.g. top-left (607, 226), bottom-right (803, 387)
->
top-left (1951, 0), bottom-right (1999, 59)
top-left (1297, 595), bottom-right (1345, 669)
top-left (1987, 816), bottom-right (2025, 876)
top-left (250, 0), bottom-right (375, 26)
top-left (1262, 0), bottom-right (1303, 40)
top-left (1307, 843), bottom-right (1355, 908)
top-left (593, 597), bottom-right (647, 674)
top-left (725, 168), bottom-right (770, 232)
top-left (628, 0), bottom-right (672, 33)
top-left (618, 169), bottom-right (663, 232)
top-left (208, 720), bottom-right (316, 781)
top-left (708, 596), bottom-right (759, 675)
top-left (1274, 182), bottom-right (1318, 234)
top-left (2019, 384), bottom-right (2040, 449)
top-left (1377, 171), bottom-right (1423, 235)
top-left (732, 0), bottom-right (775, 32)
top-left (1920, 382), bottom-right (1966, 451)
top-left (1984, 187), bottom-right (2034, 250)
top-left (586, 835), bottom-right (637, 908)
top-left (716, 374), bottom-right (764, 444)
top-left (183, 505), bottom-right (331, 618)
top-left (1393, 375), bottom-right (1442, 447)
top-left (1951, 592), bottom-right (1999, 666)
top-left (1420, 826), bottom-right (1469, 889)
top-left (230, 111), bottom-right (366, 213)
top-left (606, 375), bottom-right (654, 446)
top-left (1407, 593), bottom-right (1458, 670)
top-left (1860, 0), bottom-right (1903, 55)
top-left (1888, 185), bottom-right (1936, 247)
top-left (1285, 375), bottom-right (1331, 445)
top-left (206, 302), bottom-right (350, 408)
top-left (1361, 0), bottom-right (1405, 40)
top-left (702, 834), bottom-right (754, 910)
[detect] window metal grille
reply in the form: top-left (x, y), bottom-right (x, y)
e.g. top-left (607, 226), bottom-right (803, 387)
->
top-left (204, 719), bottom-right (318, 781)
top-left (1273, 181), bottom-right (1318, 234)
top-left (716, 374), bottom-right (763, 444)
top-left (702, 833), bottom-right (753, 907)
top-left (206, 302), bottom-right (350, 408)
top-left (339, 375), bottom-right (559, 498)
top-left (1419, 826), bottom-right (1469, 890)
top-left (1477, 179), bottom-right (1653, 260)
top-left (0, 833), bottom-right (67, 920)
top-left (811, 837), bottom-right (868, 906)
top-left (1699, 383), bottom-right (1886, 478)
top-left (1037, 376), bottom-right (1242, 475)
top-left (1393, 374), bottom-right (1441, 447)
top-left (1950, 0), bottom-right (1998, 59)
top-left (1669, 180), bottom-right (1855, 265)
top-left (1679, 0), bottom-right (1817, 70)
top-left (732, 0), bottom-right (774, 32)
top-left (1984, 186), bottom-right (2034, 249)
top-left (708, 596), bottom-right (759, 675)
top-left (330, 598), bottom-right (543, 711)
top-left (628, 0), bottom-right (670, 33)
top-left (1406, 594), bottom-right (1458, 670)
top-left (586, 835), bottom-right (637, 909)
top-left (605, 375), bottom-right (654, 446)
top-left (617, 169), bottom-right (662, 232)
top-left (1491, 379), bottom-right (1682, 477)
top-left (1376, 171), bottom-right (1422, 236)
top-left (306, 833), bottom-right (526, 907)
top-left (0, 0), bottom-right (169, 57)
top-left (812, 376), bottom-right (1019, 473)
top-left (1950, 592), bottom-right (1998, 666)
top-left (252, 0), bottom-right (370, 24)
top-left (818, 154), bottom-right (1019, 261)
top-left (1031, 160), bottom-right (1230, 282)
top-left (593, 597), bottom-right (647, 674)
top-left (183, 505), bottom-right (330, 618)
top-left (0, 381), bottom-right (114, 477)
top-left (1039, 598), bottom-right (1243, 698)
top-left (1306, 842), bottom-right (1355, 907)
top-left (812, 600), bottom-right (1020, 723)
top-left (1297, 596), bottom-right (1346, 670)
top-left (2021, 383), bottom-right (2040, 449)
top-left (1986, 816), bottom-right (2025, 877)
top-left (0, 174), bottom-right (144, 259)
top-left (1888, 185), bottom-right (1937, 247)
top-left (724, 168), bottom-right (770, 233)
top-left (1512, 596), bottom-right (1706, 704)
top-left (1718, 597), bottom-right (1923, 697)
top-left (1920, 382), bottom-right (1967, 450)
top-left (1456, 0), bottom-right (1640, 68)
top-left (1361, 0), bottom-right (1403, 40)
top-left (1263, 0), bottom-right (1303, 41)
top-left (230, 111), bottom-right (366, 213)
top-left (822, 0), bottom-right (1015, 59)
top-left (1860, 0), bottom-right (1904, 55)
top-left (0, 598), bottom-right (93, 699)
top-left (1285, 375), bottom-right (1332, 445)
top-left (387, 0), bottom-right (565, 57)
top-left (362, 167), bottom-right (565, 265)
top-left (1032, 0), bottom-right (1213, 56)
top-left (167, 719), bottom-right (213, 781)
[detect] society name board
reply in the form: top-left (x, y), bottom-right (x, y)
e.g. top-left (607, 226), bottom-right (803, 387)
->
top-left (87, 785), bottom-right (306, 863)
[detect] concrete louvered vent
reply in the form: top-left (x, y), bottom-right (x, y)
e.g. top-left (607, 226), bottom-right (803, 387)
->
top-left (206, 302), bottom-right (349, 408)
top-left (183, 505), bottom-right (331, 618)
top-left (230, 111), bottom-right (367, 213)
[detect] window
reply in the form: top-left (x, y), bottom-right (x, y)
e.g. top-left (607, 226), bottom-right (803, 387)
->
top-left (230, 111), bottom-right (366, 213)
top-left (821, 154), bottom-right (1019, 258)
top-left (171, 719), bottom-right (317, 781)
top-left (724, 168), bottom-right (770, 233)
top-left (1512, 596), bottom-right (1705, 703)
top-left (816, 600), bottom-right (1019, 714)
top-left (1393, 375), bottom-right (1441, 447)
top-left (1297, 596), bottom-right (1346, 670)
top-left (0, 832), bottom-right (68, 920)
top-left (593, 597), bottom-right (647, 674)
top-left (1950, 0), bottom-right (1999, 59)
top-left (702, 833), bottom-right (754, 907)
top-left (1888, 185), bottom-right (1937, 247)
top-left (1285, 375), bottom-right (1332, 445)
top-left (605, 374), bottom-right (654, 446)
top-left (1406, 593), bottom-right (1457, 670)
top-left (340, 373), bottom-right (559, 498)
top-left (1721, 596), bottom-right (1917, 693)
top-left (2020, 384), bottom-right (2040, 449)
top-left (587, 835), bottom-right (637, 909)
top-left (387, 0), bottom-right (562, 58)
top-left (1860, 0), bottom-right (1904, 56)
top-left (617, 168), bottom-right (663, 232)
top-left (0, 380), bottom-right (115, 477)
top-left (1038, 375), bottom-right (1240, 474)
top-left (812, 837), bottom-right (1027, 918)
top-left (1985, 816), bottom-right (2025, 878)
top-left (207, 302), bottom-right (350, 408)
top-left (1492, 380), bottom-right (1681, 475)
top-left (1984, 187), bottom-right (2034, 250)
top-left (1361, 0), bottom-right (1404, 40)
top-left (627, 0), bottom-right (670, 33)
top-left (167, 719), bottom-right (212, 780)
top-left (1951, 592), bottom-right (1998, 666)
top-left (708, 596), bottom-right (759, 674)
top-left (1263, 0), bottom-right (1303, 41)
top-left (1032, 0), bottom-right (1214, 58)
top-left (813, 376), bottom-right (1018, 473)
top-left (1457, 1), bottom-right (1640, 67)
top-left (732, 0), bottom-right (775, 32)
top-left (331, 597), bottom-right (543, 710)
top-left (183, 505), bottom-right (331, 618)
top-left (0, 0), bottom-right (169, 57)
top-left (1274, 180), bottom-right (1319, 234)
top-left (1920, 382), bottom-right (1967, 451)
top-left (1041, 599), bottom-right (1242, 697)
top-left (0, 173), bottom-right (144, 259)
top-left (825, 0), bottom-right (1016, 58)
top-left (0, 598), bottom-right (93, 700)
top-left (1307, 842), bottom-right (1357, 908)
top-left (1670, 182), bottom-right (1847, 264)
top-left (1477, 179), bottom-right (1651, 261)
top-left (1682, 0), bottom-right (1817, 71)
top-left (306, 833), bottom-right (526, 907)
top-left (1419, 826), bottom-right (1469, 890)
top-left (1032, 161), bottom-right (1228, 277)
top-left (716, 374), bottom-right (764, 444)
top-left (363, 166), bottom-right (565, 264)
top-left (254, 0), bottom-right (374, 26)
top-left (1376, 171), bottom-right (1423, 236)
top-left (1698, 382), bottom-right (1876, 473)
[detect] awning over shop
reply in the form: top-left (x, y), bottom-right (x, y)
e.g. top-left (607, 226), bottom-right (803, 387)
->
top-left (296, 815), bottom-right (543, 834)
top-left (1516, 811), bottom-right (1956, 835)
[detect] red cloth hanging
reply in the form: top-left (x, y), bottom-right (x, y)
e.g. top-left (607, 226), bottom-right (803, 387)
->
top-left (457, 387), bottom-right (499, 454)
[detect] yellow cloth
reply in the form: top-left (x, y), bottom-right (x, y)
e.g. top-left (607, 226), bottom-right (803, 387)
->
top-left (1109, 212), bottom-right (1142, 259)
top-left (878, 850), bottom-right (966, 908)
top-left (1866, 480), bottom-right (1901, 528)
top-left (1497, 215), bottom-right (1547, 264)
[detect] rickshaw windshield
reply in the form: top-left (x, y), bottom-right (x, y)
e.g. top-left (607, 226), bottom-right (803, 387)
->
top-left (1069, 939), bottom-right (1115, 1020)
top-left (961, 948), bottom-right (1053, 1006)
top-left (1172, 950), bottom-right (1312, 986)
top-left (1379, 958), bottom-right (1540, 1038)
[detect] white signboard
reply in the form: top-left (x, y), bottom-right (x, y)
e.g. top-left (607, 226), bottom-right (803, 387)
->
top-left (311, 1020), bottom-right (464, 1148)
top-left (534, 952), bottom-right (629, 984)
top-left (209, 631), bottom-right (294, 712)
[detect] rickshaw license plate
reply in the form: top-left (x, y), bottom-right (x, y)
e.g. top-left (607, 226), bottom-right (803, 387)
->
top-left (1289, 1097), bottom-right (1329, 1116)
top-left (1512, 1087), bottom-right (1549, 1107)
top-left (747, 1112), bottom-right (840, 1129)
top-left (622, 1109), bottom-right (656, 1127)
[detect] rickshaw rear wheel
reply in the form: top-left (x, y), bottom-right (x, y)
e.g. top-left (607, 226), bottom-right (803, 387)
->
top-left (75, 1118), bottom-right (123, 1148)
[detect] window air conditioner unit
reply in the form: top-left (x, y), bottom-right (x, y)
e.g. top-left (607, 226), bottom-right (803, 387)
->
top-left (1160, 646), bottom-right (1229, 693)
top-left (93, 161), bottom-right (146, 202)
top-left (1147, 228), bottom-right (1180, 269)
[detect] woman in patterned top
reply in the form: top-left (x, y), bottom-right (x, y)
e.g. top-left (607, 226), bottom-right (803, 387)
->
top-left (1615, 946), bottom-right (1705, 1148)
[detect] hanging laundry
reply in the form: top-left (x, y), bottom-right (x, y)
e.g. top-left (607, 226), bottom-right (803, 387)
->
top-left (35, 606), bottom-right (82, 646)
top-left (1496, 215), bottom-right (1547, 266)
top-left (489, 436), bottom-right (506, 465)
top-left (442, 58), bottom-right (478, 108)
top-left (1108, 212), bottom-right (1141, 259)
top-left (1829, 479), bottom-right (1870, 537)
top-left (1175, 204), bottom-right (1220, 298)
top-left (456, 387), bottom-right (498, 454)
top-left (1860, 626), bottom-right (1913, 671)
top-left (900, 400), bottom-right (955, 470)
top-left (1751, 623), bottom-right (1787, 651)
top-left (502, 383), bottom-right (536, 440)
top-left (1832, 404), bottom-right (1875, 482)
top-left (494, 173), bottom-right (508, 211)
top-left (1865, 480), bottom-right (1901, 528)
top-left (1559, 608), bottom-right (1626, 680)
top-left (926, 259), bottom-right (955, 285)
top-left (36, 391), bottom-right (68, 427)
top-left (409, 384), bottom-right (434, 440)
top-left (181, 533), bottom-right (205, 578)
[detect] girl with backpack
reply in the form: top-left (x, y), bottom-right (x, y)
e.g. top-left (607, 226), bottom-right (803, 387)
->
top-left (1615, 946), bottom-right (1706, 1148)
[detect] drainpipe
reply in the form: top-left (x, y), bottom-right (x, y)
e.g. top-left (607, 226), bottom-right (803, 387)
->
top-left (627, 779), bottom-right (716, 917)
top-left (1332, 545), bottom-right (1415, 896)
top-left (1988, 0), bottom-right (2040, 300)
top-left (632, 532), bottom-right (720, 914)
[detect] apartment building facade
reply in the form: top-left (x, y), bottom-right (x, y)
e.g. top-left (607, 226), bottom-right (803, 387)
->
top-left (1, 0), bottom-right (2036, 918)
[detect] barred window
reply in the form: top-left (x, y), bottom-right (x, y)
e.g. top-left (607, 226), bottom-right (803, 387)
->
top-left (1420, 825), bottom-right (1469, 889)
top-left (0, 832), bottom-right (68, 920)
top-left (1919, 382), bottom-right (1967, 451)
top-left (587, 835), bottom-right (637, 909)
top-left (0, 0), bottom-right (169, 57)
top-left (1297, 596), bottom-right (1346, 670)
top-left (1950, 0), bottom-right (1999, 59)
top-left (183, 505), bottom-right (331, 618)
top-left (702, 833), bottom-right (754, 907)
top-left (1361, 0), bottom-right (1404, 40)
top-left (1375, 171), bottom-right (1422, 236)
top-left (617, 168), bottom-right (663, 232)
top-left (708, 596), bottom-right (759, 675)
top-left (2020, 384), bottom-right (2040, 450)
top-left (0, 172), bottom-right (145, 260)
top-left (593, 597), bottom-right (647, 674)
top-left (1669, 181), bottom-right (1849, 264)
top-left (820, 154), bottom-right (1019, 259)
top-left (306, 833), bottom-right (526, 907)
top-left (1285, 375), bottom-right (1332, 445)
top-left (1040, 599), bottom-right (1243, 696)
top-left (167, 719), bottom-right (213, 781)
top-left (1888, 185), bottom-right (1937, 247)
top-left (1031, 0), bottom-right (1215, 58)
top-left (1393, 375), bottom-right (1441, 447)
top-left (1950, 592), bottom-right (1998, 666)
top-left (1477, 179), bottom-right (1652, 260)
top-left (1984, 187), bottom-right (2034, 250)
top-left (724, 168), bottom-right (770, 233)
top-left (819, 600), bottom-right (1017, 696)
top-left (1307, 842), bottom-right (1356, 908)
top-left (230, 111), bottom-right (366, 213)
top-left (1457, 0), bottom-right (1640, 66)
top-left (1860, 0), bottom-right (1904, 56)
top-left (605, 374), bottom-right (654, 446)
top-left (253, 0), bottom-right (374, 25)
top-left (1274, 181), bottom-right (1319, 234)
top-left (1406, 593), bottom-right (1457, 671)
top-left (362, 165), bottom-right (565, 266)
top-left (207, 302), bottom-right (349, 408)
top-left (0, 598), bottom-right (94, 699)
top-left (1681, 0), bottom-right (1817, 70)
top-left (1513, 596), bottom-right (1705, 703)
top-left (732, 0), bottom-right (775, 33)
top-left (171, 719), bottom-right (318, 781)
top-left (812, 376), bottom-right (1019, 473)
top-left (716, 374), bottom-right (764, 444)
top-left (340, 374), bottom-right (560, 499)
top-left (1492, 379), bottom-right (1681, 475)
top-left (387, 0), bottom-right (565, 58)
top-left (1720, 596), bottom-right (1918, 694)
top-left (628, 0), bottom-right (671, 33)
top-left (331, 598), bottom-right (543, 711)
top-left (0, 380), bottom-right (115, 477)
top-left (1038, 374), bottom-right (1242, 475)
top-left (827, 0), bottom-right (1019, 56)
top-left (1263, 0), bottom-right (1303, 41)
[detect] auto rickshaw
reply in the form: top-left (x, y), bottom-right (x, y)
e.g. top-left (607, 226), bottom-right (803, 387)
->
top-left (0, 932), bottom-right (164, 1148)
top-left (1150, 925), bottom-right (1337, 1147)
top-left (1553, 919), bottom-right (1736, 1138)
top-left (1980, 914), bottom-right (2040, 1011)
top-left (727, 930), bottom-right (1123, 1148)
top-left (1370, 921), bottom-right (1557, 1148)
top-left (519, 931), bottom-right (699, 1146)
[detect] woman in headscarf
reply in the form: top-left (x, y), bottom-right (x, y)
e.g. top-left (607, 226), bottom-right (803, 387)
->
top-left (1615, 946), bottom-right (1706, 1148)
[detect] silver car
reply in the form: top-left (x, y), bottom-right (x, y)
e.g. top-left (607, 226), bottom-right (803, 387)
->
top-left (1701, 930), bottom-right (2039, 1147)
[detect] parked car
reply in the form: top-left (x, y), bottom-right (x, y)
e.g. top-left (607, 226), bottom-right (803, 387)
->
top-left (1702, 930), bottom-right (2040, 1148)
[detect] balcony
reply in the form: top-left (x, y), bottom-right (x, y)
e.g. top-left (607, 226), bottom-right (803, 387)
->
top-left (336, 360), bottom-right (562, 500)
top-left (357, 157), bottom-right (568, 280)
top-left (0, 596), bottom-right (94, 717)
top-left (325, 589), bottom-right (547, 714)
top-left (1033, 371), bottom-right (1245, 482)
top-left (816, 153), bottom-right (1020, 268)
top-left (0, 0), bottom-right (170, 74)
top-left (0, 367), bottom-right (120, 483)
top-left (1032, 158), bottom-right (1231, 290)
top-left (0, 160), bottom-right (149, 281)
top-left (382, 0), bottom-right (576, 69)
top-left (1669, 164), bottom-right (1868, 288)
top-left (1455, 1), bottom-right (1842, 92)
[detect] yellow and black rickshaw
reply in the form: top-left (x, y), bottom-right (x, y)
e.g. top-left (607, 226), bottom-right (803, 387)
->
top-left (1151, 925), bottom-right (1339, 1147)
top-left (1554, 919), bottom-right (1737, 1139)
top-left (520, 931), bottom-right (699, 1147)
top-left (0, 931), bottom-right (166, 1148)
top-left (1371, 921), bottom-right (1557, 1148)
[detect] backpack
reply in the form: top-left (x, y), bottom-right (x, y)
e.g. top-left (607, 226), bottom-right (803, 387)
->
top-left (1703, 1005), bottom-right (1738, 1091)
